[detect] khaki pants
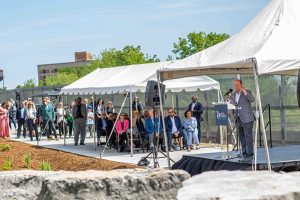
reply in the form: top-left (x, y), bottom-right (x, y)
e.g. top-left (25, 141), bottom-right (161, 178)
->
top-left (74, 118), bottom-right (86, 144)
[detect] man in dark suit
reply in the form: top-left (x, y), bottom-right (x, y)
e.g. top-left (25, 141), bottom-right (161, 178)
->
top-left (96, 111), bottom-right (108, 146)
top-left (16, 101), bottom-right (27, 138)
top-left (72, 97), bottom-right (87, 145)
top-left (188, 96), bottom-right (203, 142)
top-left (165, 108), bottom-right (182, 151)
top-left (230, 79), bottom-right (255, 159)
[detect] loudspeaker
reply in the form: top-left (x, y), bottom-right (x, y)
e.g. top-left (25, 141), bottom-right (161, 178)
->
top-left (145, 80), bottom-right (165, 107)
top-left (16, 91), bottom-right (21, 101)
top-left (297, 69), bottom-right (300, 108)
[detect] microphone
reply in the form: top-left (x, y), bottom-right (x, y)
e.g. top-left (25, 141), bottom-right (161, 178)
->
top-left (224, 89), bottom-right (233, 97)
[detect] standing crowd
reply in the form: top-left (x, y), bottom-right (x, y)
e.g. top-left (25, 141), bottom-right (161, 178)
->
top-left (0, 95), bottom-right (204, 153)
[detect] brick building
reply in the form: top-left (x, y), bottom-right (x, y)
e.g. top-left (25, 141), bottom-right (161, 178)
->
top-left (38, 51), bottom-right (93, 82)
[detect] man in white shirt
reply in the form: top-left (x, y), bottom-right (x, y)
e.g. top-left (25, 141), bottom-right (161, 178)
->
top-left (165, 108), bottom-right (182, 151)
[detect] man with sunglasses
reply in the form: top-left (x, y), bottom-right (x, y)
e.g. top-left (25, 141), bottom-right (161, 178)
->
top-left (165, 108), bottom-right (182, 152)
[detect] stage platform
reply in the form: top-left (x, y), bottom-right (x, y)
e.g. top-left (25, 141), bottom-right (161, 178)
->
top-left (172, 145), bottom-right (300, 176)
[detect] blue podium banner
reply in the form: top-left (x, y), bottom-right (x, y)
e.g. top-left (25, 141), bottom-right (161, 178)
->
top-left (215, 104), bottom-right (228, 126)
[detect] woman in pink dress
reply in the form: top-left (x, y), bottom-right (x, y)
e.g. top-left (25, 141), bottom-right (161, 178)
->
top-left (0, 102), bottom-right (10, 139)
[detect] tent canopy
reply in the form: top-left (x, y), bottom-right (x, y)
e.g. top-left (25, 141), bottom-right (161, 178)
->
top-left (60, 61), bottom-right (220, 95)
top-left (159, 0), bottom-right (300, 81)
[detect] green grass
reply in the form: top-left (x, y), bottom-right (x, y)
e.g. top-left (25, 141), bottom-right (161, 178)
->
top-left (2, 157), bottom-right (13, 170)
top-left (39, 160), bottom-right (52, 171)
top-left (0, 144), bottom-right (11, 152)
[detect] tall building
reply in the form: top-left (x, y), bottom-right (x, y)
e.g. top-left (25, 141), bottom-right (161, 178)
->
top-left (38, 51), bottom-right (93, 82)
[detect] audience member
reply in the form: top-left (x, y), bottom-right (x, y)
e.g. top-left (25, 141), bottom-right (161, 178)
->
top-left (86, 107), bottom-right (95, 139)
top-left (132, 96), bottom-right (143, 113)
top-left (96, 111), bottom-right (108, 146)
top-left (188, 96), bottom-right (203, 143)
top-left (72, 97), bottom-right (87, 145)
top-left (106, 101), bottom-right (115, 115)
top-left (16, 101), bottom-right (27, 138)
top-left (41, 97), bottom-right (58, 141)
top-left (183, 110), bottom-right (200, 152)
top-left (116, 113), bottom-right (129, 151)
top-left (57, 102), bottom-right (67, 139)
top-left (165, 108), bottom-right (182, 151)
top-left (66, 101), bottom-right (75, 138)
top-left (25, 102), bottom-right (38, 141)
top-left (145, 109), bottom-right (161, 148)
top-left (0, 102), bottom-right (10, 139)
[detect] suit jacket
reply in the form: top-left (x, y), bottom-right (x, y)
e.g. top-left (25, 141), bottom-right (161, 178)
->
top-left (97, 118), bottom-right (108, 131)
top-left (72, 104), bottom-right (87, 120)
top-left (165, 116), bottom-right (182, 134)
top-left (116, 120), bottom-right (129, 136)
top-left (230, 90), bottom-right (255, 123)
top-left (145, 117), bottom-right (163, 135)
top-left (16, 107), bottom-right (27, 121)
top-left (188, 101), bottom-right (203, 122)
top-left (40, 103), bottom-right (55, 121)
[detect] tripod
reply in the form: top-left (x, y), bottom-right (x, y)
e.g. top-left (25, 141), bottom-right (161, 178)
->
top-left (141, 129), bottom-right (176, 168)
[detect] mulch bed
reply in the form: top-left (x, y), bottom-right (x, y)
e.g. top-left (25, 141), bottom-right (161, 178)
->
top-left (0, 138), bottom-right (138, 171)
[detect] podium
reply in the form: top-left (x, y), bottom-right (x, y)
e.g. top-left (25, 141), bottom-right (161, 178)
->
top-left (214, 101), bottom-right (239, 159)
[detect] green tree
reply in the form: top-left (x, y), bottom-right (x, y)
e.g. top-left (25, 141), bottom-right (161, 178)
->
top-left (90, 45), bottom-right (160, 68)
top-left (42, 73), bottom-right (79, 86)
top-left (172, 32), bottom-right (230, 59)
top-left (42, 45), bottom-right (160, 86)
top-left (16, 78), bottom-right (36, 88)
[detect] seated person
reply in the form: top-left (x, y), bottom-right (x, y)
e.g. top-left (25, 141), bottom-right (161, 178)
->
top-left (165, 108), bottom-right (182, 151)
top-left (116, 113), bottom-right (129, 151)
top-left (106, 114), bottom-right (116, 148)
top-left (183, 110), bottom-right (200, 152)
top-left (145, 109), bottom-right (161, 149)
top-left (96, 111), bottom-right (108, 146)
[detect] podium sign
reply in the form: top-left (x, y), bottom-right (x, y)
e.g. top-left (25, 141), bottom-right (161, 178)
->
top-left (215, 103), bottom-right (228, 126)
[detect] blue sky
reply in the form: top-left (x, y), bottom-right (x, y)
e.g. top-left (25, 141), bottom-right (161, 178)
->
top-left (0, 0), bottom-right (270, 88)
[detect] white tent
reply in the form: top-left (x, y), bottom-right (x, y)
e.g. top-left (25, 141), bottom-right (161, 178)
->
top-left (159, 0), bottom-right (300, 81)
top-left (60, 61), bottom-right (220, 95)
top-left (157, 0), bottom-right (300, 171)
top-left (60, 61), bottom-right (220, 166)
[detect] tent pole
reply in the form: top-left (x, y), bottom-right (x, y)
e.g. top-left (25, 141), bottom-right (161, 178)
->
top-left (130, 89), bottom-right (133, 157)
top-left (100, 92), bottom-right (129, 159)
top-left (171, 93), bottom-right (174, 109)
top-left (254, 97), bottom-right (259, 171)
top-left (157, 72), bottom-right (171, 169)
top-left (93, 94), bottom-right (97, 150)
top-left (253, 58), bottom-right (271, 171)
top-left (62, 94), bottom-right (66, 146)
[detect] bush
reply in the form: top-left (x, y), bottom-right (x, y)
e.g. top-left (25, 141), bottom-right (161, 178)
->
top-left (0, 144), bottom-right (11, 151)
top-left (39, 160), bottom-right (52, 171)
top-left (2, 157), bottom-right (13, 170)
top-left (23, 153), bottom-right (31, 169)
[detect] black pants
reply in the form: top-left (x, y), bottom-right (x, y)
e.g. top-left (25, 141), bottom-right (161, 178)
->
top-left (17, 118), bottom-right (26, 138)
top-left (9, 116), bottom-right (17, 129)
top-left (58, 121), bottom-right (66, 137)
top-left (68, 121), bottom-right (73, 137)
top-left (27, 119), bottom-right (38, 141)
top-left (44, 120), bottom-right (57, 138)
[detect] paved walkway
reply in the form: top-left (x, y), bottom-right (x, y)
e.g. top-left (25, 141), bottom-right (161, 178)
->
top-left (10, 131), bottom-right (221, 168)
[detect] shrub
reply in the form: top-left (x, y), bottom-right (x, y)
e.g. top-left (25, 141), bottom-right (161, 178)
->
top-left (0, 144), bottom-right (11, 151)
top-left (39, 160), bottom-right (52, 171)
top-left (2, 157), bottom-right (13, 170)
top-left (23, 153), bottom-right (31, 169)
